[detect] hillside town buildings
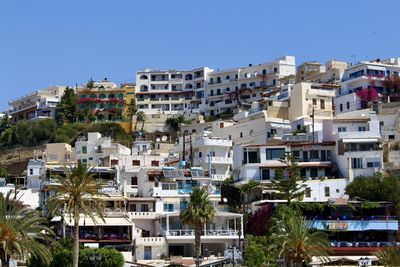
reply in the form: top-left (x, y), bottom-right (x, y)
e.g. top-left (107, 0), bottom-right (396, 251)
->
top-left (3, 55), bottom-right (400, 265)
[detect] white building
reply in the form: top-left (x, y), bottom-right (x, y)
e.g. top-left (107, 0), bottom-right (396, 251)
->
top-left (133, 167), bottom-right (243, 260)
top-left (8, 86), bottom-right (66, 123)
top-left (378, 103), bottom-right (400, 170)
top-left (26, 159), bottom-right (46, 190)
top-left (336, 58), bottom-right (400, 114)
top-left (135, 67), bottom-right (212, 114)
top-left (75, 132), bottom-right (131, 166)
top-left (232, 141), bottom-right (348, 203)
top-left (204, 56), bottom-right (296, 116)
top-left (323, 109), bottom-right (383, 180)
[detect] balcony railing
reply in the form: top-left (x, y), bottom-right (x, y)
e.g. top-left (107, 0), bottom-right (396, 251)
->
top-left (128, 211), bottom-right (156, 219)
top-left (167, 229), bottom-right (239, 237)
top-left (198, 157), bottom-right (233, 164)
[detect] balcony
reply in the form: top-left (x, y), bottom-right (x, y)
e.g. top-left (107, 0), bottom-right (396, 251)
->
top-left (307, 219), bottom-right (398, 231)
top-left (198, 157), bottom-right (233, 165)
top-left (211, 174), bottom-right (230, 181)
top-left (135, 236), bottom-right (166, 246)
top-left (128, 211), bottom-right (157, 220)
top-left (166, 229), bottom-right (239, 239)
top-left (193, 137), bottom-right (232, 148)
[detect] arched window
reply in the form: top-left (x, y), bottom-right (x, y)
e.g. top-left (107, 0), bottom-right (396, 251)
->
top-left (117, 93), bottom-right (124, 98)
top-left (108, 93), bottom-right (115, 99)
top-left (217, 89), bottom-right (221, 95)
top-left (99, 94), bottom-right (106, 99)
top-left (185, 74), bottom-right (193, 80)
top-left (80, 94), bottom-right (86, 99)
top-left (99, 103), bottom-right (105, 109)
top-left (140, 75), bottom-right (148, 80)
top-left (90, 94), bottom-right (96, 99)
top-left (90, 103), bottom-right (97, 109)
top-left (141, 85), bottom-right (148, 92)
top-left (185, 83), bottom-right (193, 89)
top-left (199, 152), bottom-right (202, 158)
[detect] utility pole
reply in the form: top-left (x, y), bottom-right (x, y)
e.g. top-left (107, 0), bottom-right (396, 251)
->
top-left (311, 106), bottom-right (315, 143)
top-left (182, 131), bottom-right (186, 162)
top-left (189, 134), bottom-right (193, 167)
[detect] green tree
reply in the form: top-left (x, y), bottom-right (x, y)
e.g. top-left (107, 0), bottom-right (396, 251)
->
top-left (269, 206), bottom-right (330, 266)
top-left (270, 153), bottom-right (306, 204)
top-left (346, 174), bottom-right (400, 203)
top-left (0, 192), bottom-right (54, 266)
top-left (165, 115), bottom-right (186, 132)
top-left (126, 99), bottom-right (138, 118)
top-left (79, 248), bottom-right (124, 267)
top-left (46, 162), bottom-right (106, 267)
top-left (55, 87), bottom-right (77, 125)
top-left (238, 180), bottom-right (260, 212)
top-left (180, 187), bottom-right (216, 266)
top-left (0, 167), bottom-right (8, 179)
top-left (375, 247), bottom-right (400, 267)
top-left (243, 236), bottom-right (273, 267)
top-left (135, 111), bottom-right (146, 132)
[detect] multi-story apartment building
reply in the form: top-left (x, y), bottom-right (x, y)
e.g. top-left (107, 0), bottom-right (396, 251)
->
top-left (8, 86), bottom-right (66, 123)
top-left (135, 67), bottom-right (212, 114)
top-left (289, 82), bottom-right (336, 120)
top-left (296, 60), bottom-right (347, 84)
top-left (75, 132), bottom-right (131, 166)
top-left (76, 79), bottom-right (134, 132)
top-left (134, 166), bottom-right (243, 260)
top-left (204, 56), bottom-right (296, 116)
top-left (232, 141), bottom-right (348, 202)
top-left (336, 58), bottom-right (400, 114)
top-left (323, 109), bottom-right (383, 180)
top-left (170, 132), bottom-right (233, 182)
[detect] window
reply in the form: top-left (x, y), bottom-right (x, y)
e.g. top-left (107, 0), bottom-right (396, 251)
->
top-left (243, 148), bottom-right (260, 164)
top-left (111, 159), bottom-right (119, 166)
top-left (265, 148), bottom-right (285, 160)
top-left (141, 204), bottom-right (149, 212)
top-left (82, 146), bottom-right (87, 154)
top-left (324, 187), bottom-right (330, 197)
top-left (29, 169), bottom-right (33, 175)
top-left (310, 168), bottom-right (318, 178)
top-left (131, 177), bottom-right (138, 186)
top-left (358, 126), bottom-right (367, 131)
top-left (320, 99), bottom-right (325, 109)
top-left (240, 132), bottom-right (243, 138)
top-left (132, 160), bottom-right (141, 166)
top-left (346, 102), bottom-right (350, 109)
top-left (367, 161), bottom-right (381, 168)
top-left (312, 99), bottom-right (317, 106)
top-left (151, 160), bottom-right (159, 167)
top-left (261, 169), bottom-right (270, 180)
top-left (305, 187), bottom-right (311, 198)
top-left (389, 135), bottom-right (395, 140)
top-left (338, 127), bottom-right (347, 132)
top-left (351, 158), bottom-right (363, 169)
top-left (129, 204), bottom-right (137, 212)
top-left (249, 129), bottom-right (254, 135)
top-left (340, 104), bottom-right (343, 112)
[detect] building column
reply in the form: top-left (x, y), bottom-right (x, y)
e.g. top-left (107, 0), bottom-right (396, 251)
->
top-left (166, 215), bottom-right (170, 235)
top-left (204, 223), bottom-right (207, 236)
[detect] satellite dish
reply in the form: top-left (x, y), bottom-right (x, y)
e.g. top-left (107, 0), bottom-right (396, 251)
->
top-left (161, 136), bottom-right (168, 142)
top-left (156, 137), bottom-right (161, 142)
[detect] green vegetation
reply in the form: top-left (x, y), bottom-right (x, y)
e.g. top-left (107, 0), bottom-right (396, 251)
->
top-left (243, 236), bottom-right (273, 267)
top-left (165, 115), bottom-right (192, 131)
top-left (135, 111), bottom-right (146, 132)
top-left (375, 247), bottom-right (400, 267)
top-left (0, 191), bottom-right (54, 266)
top-left (180, 187), bottom-right (216, 263)
top-left (204, 111), bottom-right (234, 122)
top-left (29, 239), bottom-right (124, 267)
top-left (0, 119), bottom-right (132, 149)
top-left (345, 173), bottom-right (400, 203)
top-left (270, 153), bottom-right (307, 203)
top-left (55, 87), bottom-right (77, 125)
top-left (269, 206), bottom-right (330, 266)
top-left (47, 163), bottom-right (106, 267)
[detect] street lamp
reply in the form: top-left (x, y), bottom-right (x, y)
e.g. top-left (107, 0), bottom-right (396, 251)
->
top-left (89, 252), bottom-right (102, 267)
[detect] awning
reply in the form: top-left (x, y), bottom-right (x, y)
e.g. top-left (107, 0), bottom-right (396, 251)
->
top-left (52, 215), bottom-right (133, 226)
top-left (342, 138), bottom-right (379, 143)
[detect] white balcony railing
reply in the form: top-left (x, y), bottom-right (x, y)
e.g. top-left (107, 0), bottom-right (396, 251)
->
top-left (167, 229), bottom-right (239, 237)
top-left (211, 174), bottom-right (230, 181)
top-left (128, 211), bottom-right (156, 220)
top-left (198, 157), bottom-right (233, 165)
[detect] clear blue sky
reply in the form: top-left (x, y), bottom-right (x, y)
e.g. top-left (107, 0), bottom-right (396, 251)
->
top-left (1, 0), bottom-right (399, 110)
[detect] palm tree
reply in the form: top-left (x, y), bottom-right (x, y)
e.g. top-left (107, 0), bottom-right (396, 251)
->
top-left (269, 207), bottom-right (330, 266)
top-left (375, 247), bottom-right (400, 266)
top-left (135, 111), bottom-right (146, 132)
top-left (46, 162), bottom-right (106, 267)
top-left (180, 187), bottom-right (216, 266)
top-left (0, 191), bottom-right (53, 266)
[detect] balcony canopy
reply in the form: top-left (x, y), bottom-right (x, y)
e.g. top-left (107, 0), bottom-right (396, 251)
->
top-left (52, 215), bottom-right (132, 227)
